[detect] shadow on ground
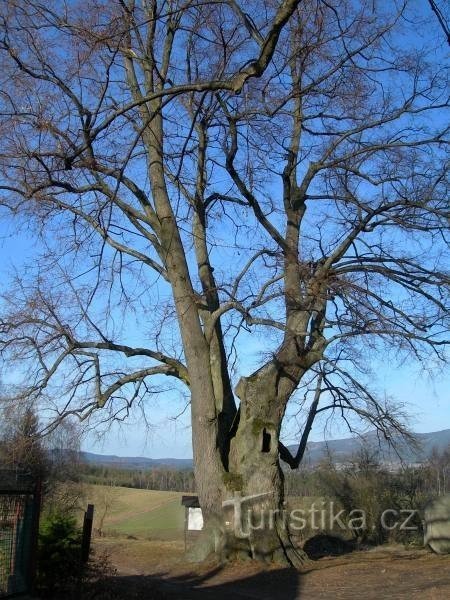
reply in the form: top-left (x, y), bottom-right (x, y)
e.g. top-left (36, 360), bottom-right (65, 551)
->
top-left (87, 566), bottom-right (302, 599)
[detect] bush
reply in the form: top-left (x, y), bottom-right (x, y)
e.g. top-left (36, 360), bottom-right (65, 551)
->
top-left (37, 514), bottom-right (84, 596)
top-left (37, 513), bottom-right (118, 599)
top-left (315, 455), bottom-right (425, 546)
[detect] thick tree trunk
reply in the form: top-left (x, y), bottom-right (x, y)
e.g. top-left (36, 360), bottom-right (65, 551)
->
top-left (190, 367), bottom-right (309, 567)
top-left (191, 441), bottom-right (307, 566)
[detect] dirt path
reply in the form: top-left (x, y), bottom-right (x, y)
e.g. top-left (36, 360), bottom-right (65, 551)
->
top-left (94, 539), bottom-right (450, 599)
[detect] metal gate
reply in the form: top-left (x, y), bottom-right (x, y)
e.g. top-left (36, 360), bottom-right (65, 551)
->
top-left (0, 472), bottom-right (40, 598)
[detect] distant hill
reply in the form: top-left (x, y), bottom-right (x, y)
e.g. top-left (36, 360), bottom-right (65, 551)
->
top-left (79, 428), bottom-right (450, 470)
top-left (80, 451), bottom-right (193, 470)
top-left (287, 428), bottom-right (450, 467)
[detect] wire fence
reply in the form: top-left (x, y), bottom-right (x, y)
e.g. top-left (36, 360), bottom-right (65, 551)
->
top-left (0, 472), bottom-right (39, 598)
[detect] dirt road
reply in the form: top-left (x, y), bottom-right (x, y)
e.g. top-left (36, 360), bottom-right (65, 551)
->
top-left (94, 538), bottom-right (450, 599)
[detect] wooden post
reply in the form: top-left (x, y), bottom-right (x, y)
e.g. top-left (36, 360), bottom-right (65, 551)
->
top-left (29, 478), bottom-right (42, 596)
top-left (81, 504), bottom-right (94, 563)
top-left (184, 506), bottom-right (188, 553)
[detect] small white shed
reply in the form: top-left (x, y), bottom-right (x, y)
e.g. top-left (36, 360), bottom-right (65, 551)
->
top-left (181, 495), bottom-right (203, 550)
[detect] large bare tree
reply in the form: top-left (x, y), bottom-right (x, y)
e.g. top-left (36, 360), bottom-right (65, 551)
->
top-left (0, 0), bottom-right (448, 565)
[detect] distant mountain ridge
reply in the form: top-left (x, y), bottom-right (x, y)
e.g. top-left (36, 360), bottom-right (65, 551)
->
top-left (80, 428), bottom-right (450, 470)
top-left (287, 428), bottom-right (450, 467)
top-left (80, 451), bottom-right (193, 470)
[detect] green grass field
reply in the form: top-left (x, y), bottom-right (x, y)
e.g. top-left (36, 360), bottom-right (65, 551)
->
top-left (81, 485), bottom-right (329, 542)
top-left (83, 485), bottom-right (186, 540)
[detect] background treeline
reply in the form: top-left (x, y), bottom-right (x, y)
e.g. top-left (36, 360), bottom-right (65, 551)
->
top-left (78, 463), bottom-right (196, 493)
top-left (78, 446), bottom-right (450, 504)
top-left (285, 446), bottom-right (450, 499)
